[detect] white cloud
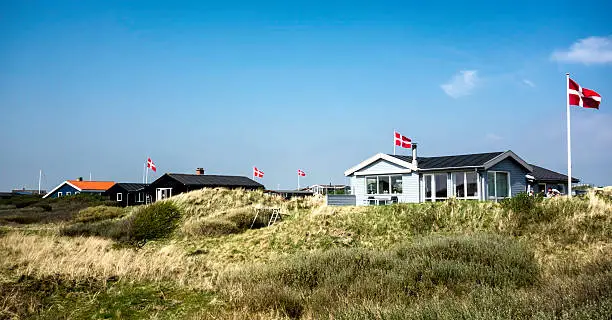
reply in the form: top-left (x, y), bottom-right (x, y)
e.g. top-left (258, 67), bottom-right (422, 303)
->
top-left (441, 70), bottom-right (479, 98)
top-left (485, 133), bottom-right (503, 141)
top-left (522, 79), bottom-right (535, 88)
top-left (551, 36), bottom-right (612, 64)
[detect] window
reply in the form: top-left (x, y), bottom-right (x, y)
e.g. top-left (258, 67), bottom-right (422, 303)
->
top-left (66, 192), bottom-right (71, 196)
top-left (378, 177), bottom-right (390, 194)
top-left (75, 191), bottom-right (80, 195)
top-left (57, 192), bottom-right (63, 197)
top-left (391, 176), bottom-right (402, 194)
top-left (117, 193), bottom-right (123, 201)
top-left (365, 176), bottom-right (402, 195)
top-left (487, 171), bottom-right (510, 200)
top-left (537, 183), bottom-right (546, 194)
top-left (366, 177), bottom-right (377, 194)
top-left (452, 172), bottom-right (479, 199)
top-left (137, 192), bottom-right (144, 202)
top-left (425, 175), bottom-right (432, 200)
top-left (424, 173), bottom-right (448, 201)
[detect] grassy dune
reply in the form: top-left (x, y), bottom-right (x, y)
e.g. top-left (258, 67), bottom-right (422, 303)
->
top-left (1, 188), bottom-right (611, 319)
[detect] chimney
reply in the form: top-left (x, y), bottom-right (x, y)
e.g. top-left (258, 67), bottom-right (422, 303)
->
top-left (77, 177), bottom-right (83, 181)
top-left (196, 168), bottom-right (205, 175)
top-left (411, 143), bottom-right (418, 167)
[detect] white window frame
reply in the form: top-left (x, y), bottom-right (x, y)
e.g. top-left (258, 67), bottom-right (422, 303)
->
top-left (137, 192), bottom-right (144, 202)
top-left (75, 191), bottom-right (80, 195)
top-left (487, 171), bottom-right (511, 200)
top-left (364, 175), bottom-right (403, 195)
top-left (424, 173), bottom-right (449, 202)
top-left (117, 193), bottom-right (123, 202)
top-left (66, 192), bottom-right (71, 196)
top-left (57, 192), bottom-right (63, 197)
top-left (451, 172), bottom-right (479, 200)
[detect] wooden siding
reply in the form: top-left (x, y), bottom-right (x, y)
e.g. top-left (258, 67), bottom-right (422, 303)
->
top-left (326, 195), bottom-right (356, 206)
top-left (486, 158), bottom-right (529, 198)
top-left (359, 159), bottom-right (407, 175)
top-left (348, 158), bottom-right (419, 205)
top-left (51, 184), bottom-right (80, 198)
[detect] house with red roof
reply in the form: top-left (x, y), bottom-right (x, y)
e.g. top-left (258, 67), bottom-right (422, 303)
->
top-left (42, 178), bottom-right (115, 199)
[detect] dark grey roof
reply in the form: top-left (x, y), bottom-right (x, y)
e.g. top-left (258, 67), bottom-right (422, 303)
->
top-left (530, 165), bottom-right (579, 183)
top-left (114, 183), bottom-right (148, 192)
top-left (389, 152), bottom-right (504, 170)
top-left (166, 174), bottom-right (264, 188)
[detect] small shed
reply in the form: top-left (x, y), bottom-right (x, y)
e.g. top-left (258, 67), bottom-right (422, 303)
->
top-left (105, 183), bottom-right (150, 206)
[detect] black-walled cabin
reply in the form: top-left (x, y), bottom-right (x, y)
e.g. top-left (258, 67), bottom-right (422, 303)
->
top-left (105, 183), bottom-right (150, 206)
top-left (147, 169), bottom-right (264, 202)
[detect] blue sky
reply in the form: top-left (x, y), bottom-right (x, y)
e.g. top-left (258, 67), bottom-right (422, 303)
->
top-left (1, 0), bottom-right (611, 191)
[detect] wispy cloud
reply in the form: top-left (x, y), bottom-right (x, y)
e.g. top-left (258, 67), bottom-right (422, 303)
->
top-left (522, 79), bottom-right (535, 88)
top-left (485, 133), bottom-right (503, 141)
top-left (551, 36), bottom-right (612, 64)
top-left (441, 70), bottom-right (479, 98)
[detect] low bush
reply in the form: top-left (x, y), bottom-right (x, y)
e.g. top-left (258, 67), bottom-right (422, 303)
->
top-left (75, 205), bottom-right (126, 223)
top-left (60, 218), bottom-right (133, 241)
top-left (221, 234), bottom-right (539, 318)
top-left (131, 202), bottom-right (181, 242)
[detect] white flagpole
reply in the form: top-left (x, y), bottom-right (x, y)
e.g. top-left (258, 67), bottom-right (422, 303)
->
top-left (298, 173), bottom-right (300, 190)
top-left (143, 160), bottom-right (146, 184)
top-left (38, 169), bottom-right (42, 194)
top-left (145, 156), bottom-right (149, 184)
top-left (566, 73), bottom-right (572, 198)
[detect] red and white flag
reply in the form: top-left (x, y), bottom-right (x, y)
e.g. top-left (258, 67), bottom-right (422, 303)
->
top-left (394, 131), bottom-right (412, 149)
top-left (297, 169), bottom-right (306, 177)
top-left (147, 158), bottom-right (157, 172)
top-left (569, 78), bottom-right (601, 109)
top-left (253, 167), bottom-right (264, 178)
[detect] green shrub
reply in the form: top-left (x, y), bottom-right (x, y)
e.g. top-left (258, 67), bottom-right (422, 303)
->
top-left (189, 219), bottom-right (241, 237)
top-left (37, 204), bottom-right (53, 212)
top-left (12, 196), bottom-right (42, 208)
top-left (60, 218), bottom-right (132, 241)
top-left (75, 206), bottom-right (125, 223)
top-left (131, 202), bottom-right (181, 242)
top-left (501, 192), bottom-right (545, 226)
top-left (221, 234), bottom-right (539, 317)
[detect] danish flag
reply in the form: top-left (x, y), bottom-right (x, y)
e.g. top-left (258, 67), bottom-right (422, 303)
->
top-left (147, 158), bottom-right (156, 172)
top-left (394, 131), bottom-right (412, 149)
top-left (297, 169), bottom-right (306, 177)
top-left (253, 167), bottom-right (264, 178)
top-left (569, 78), bottom-right (601, 109)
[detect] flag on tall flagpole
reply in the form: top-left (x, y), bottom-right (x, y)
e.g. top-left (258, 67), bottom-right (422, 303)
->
top-left (147, 158), bottom-right (157, 172)
top-left (394, 131), bottom-right (412, 155)
top-left (145, 157), bottom-right (157, 184)
top-left (253, 167), bottom-right (264, 178)
top-left (297, 169), bottom-right (306, 189)
top-left (566, 74), bottom-right (601, 197)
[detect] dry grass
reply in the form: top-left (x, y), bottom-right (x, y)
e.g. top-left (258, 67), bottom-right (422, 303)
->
top-left (1, 188), bottom-right (611, 319)
top-left (0, 232), bottom-right (215, 289)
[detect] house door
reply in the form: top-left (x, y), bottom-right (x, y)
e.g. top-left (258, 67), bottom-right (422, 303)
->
top-left (156, 188), bottom-right (172, 201)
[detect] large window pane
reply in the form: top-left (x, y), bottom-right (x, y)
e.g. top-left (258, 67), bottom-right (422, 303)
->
top-left (425, 175), bottom-right (432, 199)
top-left (391, 176), bottom-right (402, 194)
top-left (453, 172), bottom-right (465, 197)
top-left (435, 174), bottom-right (447, 199)
top-left (496, 172), bottom-right (509, 198)
top-left (378, 176), bottom-right (390, 194)
top-left (487, 172), bottom-right (495, 198)
top-left (466, 172), bottom-right (478, 197)
top-left (366, 177), bottom-right (377, 194)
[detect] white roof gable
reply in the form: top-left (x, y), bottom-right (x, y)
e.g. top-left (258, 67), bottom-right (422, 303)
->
top-left (344, 153), bottom-right (416, 176)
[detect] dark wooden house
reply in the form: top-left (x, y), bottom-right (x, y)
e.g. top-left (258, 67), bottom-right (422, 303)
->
top-left (105, 183), bottom-right (150, 207)
top-left (148, 169), bottom-right (264, 201)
